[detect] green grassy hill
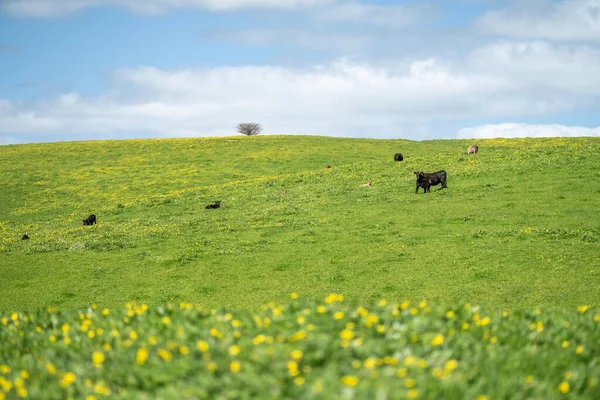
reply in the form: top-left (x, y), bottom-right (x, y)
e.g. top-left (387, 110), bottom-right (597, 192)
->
top-left (1, 135), bottom-right (599, 311)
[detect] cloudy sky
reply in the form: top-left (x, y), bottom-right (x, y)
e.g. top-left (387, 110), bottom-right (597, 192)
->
top-left (1, 0), bottom-right (599, 144)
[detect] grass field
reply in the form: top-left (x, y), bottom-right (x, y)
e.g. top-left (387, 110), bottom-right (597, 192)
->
top-left (1, 135), bottom-right (599, 311)
top-left (1, 135), bottom-right (600, 399)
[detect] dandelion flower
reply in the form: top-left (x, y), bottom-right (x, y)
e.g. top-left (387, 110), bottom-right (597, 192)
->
top-left (230, 360), bottom-right (241, 373)
top-left (92, 351), bottom-right (104, 368)
top-left (136, 348), bottom-right (149, 365)
top-left (333, 312), bottom-right (344, 320)
top-left (340, 375), bottom-right (359, 387)
top-left (431, 334), bottom-right (444, 346)
top-left (229, 345), bottom-right (241, 357)
top-left (558, 381), bottom-right (569, 393)
top-left (60, 372), bottom-right (76, 388)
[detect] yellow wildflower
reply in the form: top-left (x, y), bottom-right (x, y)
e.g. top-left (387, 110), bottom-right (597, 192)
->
top-left (341, 329), bottom-right (354, 340)
top-left (576, 345), bottom-right (584, 354)
top-left (333, 311), bottom-right (344, 320)
top-left (444, 359), bottom-right (458, 371)
top-left (577, 305), bottom-right (589, 313)
top-left (431, 334), bottom-right (444, 346)
top-left (206, 362), bottom-right (217, 372)
top-left (558, 381), bottom-right (569, 393)
top-left (565, 371), bottom-right (573, 379)
top-left (290, 350), bottom-right (303, 360)
top-left (294, 377), bottom-right (305, 386)
top-left (136, 348), bottom-right (149, 365)
top-left (252, 335), bottom-right (265, 345)
top-left (60, 372), bottom-right (76, 388)
top-left (46, 363), bottom-right (56, 374)
top-left (157, 348), bottom-right (172, 362)
top-left (407, 389), bottom-right (419, 399)
top-left (210, 328), bottom-right (223, 339)
top-left (290, 292), bottom-right (298, 300)
top-left (16, 388), bottom-right (27, 399)
top-left (287, 361), bottom-right (299, 377)
top-left (230, 360), bottom-right (241, 373)
top-left (364, 358), bottom-right (377, 369)
top-left (92, 351), bottom-right (104, 368)
top-left (229, 345), bottom-right (241, 357)
top-left (340, 375), bottom-right (359, 387)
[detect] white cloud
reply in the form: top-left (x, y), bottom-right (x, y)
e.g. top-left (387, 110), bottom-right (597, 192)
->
top-left (467, 41), bottom-right (600, 96)
top-left (474, 0), bottom-right (600, 42)
top-left (0, 0), bottom-right (334, 16)
top-left (206, 29), bottom-right (373, 52)
top-left (458, 123), bottom-right (600, 138)
top-left (1, 39), bottom-right (600, 143)
top-left (316, 1), bottom-right (432, 27)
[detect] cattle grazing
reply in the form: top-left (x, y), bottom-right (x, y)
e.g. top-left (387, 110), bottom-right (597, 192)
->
top-left (21, 234), bottom-right (30, 240)
top-left (394, 153), bottom-right (404, 162)
top-left (205, 201), bottom-right (221, 209)
top-left (325, 165), bottom-right (332, 168)
top-left (360, 180), bottom-right (372, 188)
top-left (467, 144), bottom-right (479, 154)
top-left (414, 171), bottom-right (447, 194)
top-left (83, 214), bottom-right (97, 226)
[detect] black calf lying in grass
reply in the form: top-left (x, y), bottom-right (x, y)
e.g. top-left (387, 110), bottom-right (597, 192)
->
top-left (205, 201), bottom-right (221, 209)
top-left (83, 214), bottom-right (96, 225)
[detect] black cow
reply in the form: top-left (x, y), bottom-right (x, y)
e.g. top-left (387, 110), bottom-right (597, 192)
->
top-left (205, 201), bottom-right (221, 209)
top-left (21, 234), bottom-right (30, 240)
top-left (414, 170), bottom-right (447, 193)
top-left (394, 153), bottom-right (404, 162)
top-left (83, 214), bottom-right (97, 226)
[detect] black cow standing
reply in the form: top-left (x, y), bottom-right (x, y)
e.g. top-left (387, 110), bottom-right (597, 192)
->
top-left (394, 153), bottom-right (404, 162)
top-left (205, 201), bottom-right (221, 209)
top-left (21, 234), bottom-right (30, 240)
top-left (414, 171), bottom-right (447, 193)
top-left (83, 214), bottom-right (97, 226)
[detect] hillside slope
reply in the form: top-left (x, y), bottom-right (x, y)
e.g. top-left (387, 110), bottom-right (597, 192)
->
top-left (1, 136), bottom-right (599, 311)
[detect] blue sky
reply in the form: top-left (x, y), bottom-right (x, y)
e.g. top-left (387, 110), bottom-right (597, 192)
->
top-left (1, 0), bottom-right (599, 144)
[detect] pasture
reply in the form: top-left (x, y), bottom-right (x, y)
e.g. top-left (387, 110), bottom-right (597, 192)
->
top-left (1, 135), bottom-right (600, 398)
top-left (0, 135), bottom-right (599, 311)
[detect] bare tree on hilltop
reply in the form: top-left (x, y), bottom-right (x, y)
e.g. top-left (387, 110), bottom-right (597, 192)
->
top-left (237, 123), bottom-right (262, 136)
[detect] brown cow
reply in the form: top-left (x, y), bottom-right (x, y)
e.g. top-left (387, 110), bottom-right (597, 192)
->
top-left (467, 144), bottom-right (479, 154)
